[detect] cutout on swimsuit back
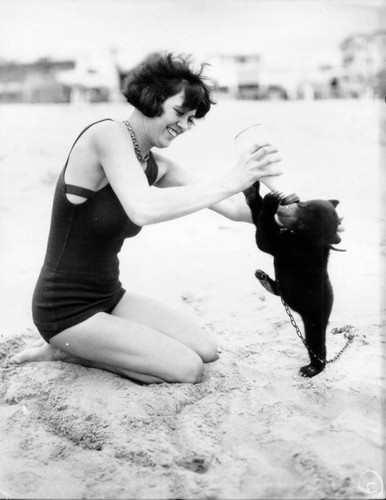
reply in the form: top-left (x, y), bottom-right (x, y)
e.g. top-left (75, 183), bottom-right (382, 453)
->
top-left (65, 184), bottom-right (96, 205)
top-left (63, 119), bottom-right (114, 206)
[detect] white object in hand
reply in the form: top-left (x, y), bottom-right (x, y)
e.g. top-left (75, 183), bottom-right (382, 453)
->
top-left (234, 123), bottom-right (289, 194)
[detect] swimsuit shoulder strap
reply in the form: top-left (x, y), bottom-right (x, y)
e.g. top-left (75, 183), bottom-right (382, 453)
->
top-left (62, 119), bottom-right (114, 199)
top-left (64, 118), bottom-right (114, 168)
top-left (63, 119), bottom-right (157, 197)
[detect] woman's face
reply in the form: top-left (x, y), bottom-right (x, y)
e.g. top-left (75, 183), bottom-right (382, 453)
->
top-left (149, 90), bottom-right (197, 148)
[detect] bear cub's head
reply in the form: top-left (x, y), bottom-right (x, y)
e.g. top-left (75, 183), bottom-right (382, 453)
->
top-left (275, 199), bottom-right (342, 247)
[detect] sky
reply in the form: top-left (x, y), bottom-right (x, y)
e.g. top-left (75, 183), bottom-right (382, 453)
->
top-left (0, 0), bottom-right (384, 71)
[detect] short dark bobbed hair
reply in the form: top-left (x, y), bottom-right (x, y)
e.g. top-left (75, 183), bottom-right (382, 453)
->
top-left (122, 52), bottom-right (216, 119)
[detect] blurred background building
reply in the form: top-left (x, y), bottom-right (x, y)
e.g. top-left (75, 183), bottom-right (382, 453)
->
top-left (1, 28), bottom-right (385, 104)
top-left (0, 51), bottom-right (121, 104)
top-left (0, 0), bottom-right (385, 105)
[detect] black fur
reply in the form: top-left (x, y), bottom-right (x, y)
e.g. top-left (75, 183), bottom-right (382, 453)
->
top-left (244, 181), bottom-right (342, 378)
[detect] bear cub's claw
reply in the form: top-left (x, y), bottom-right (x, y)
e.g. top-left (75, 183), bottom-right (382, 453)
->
top-left (255, 269), bottom-right (279, 296)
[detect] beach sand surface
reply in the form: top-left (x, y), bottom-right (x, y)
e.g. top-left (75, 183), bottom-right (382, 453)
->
top-left (0, 99), bottom-right (385, 499)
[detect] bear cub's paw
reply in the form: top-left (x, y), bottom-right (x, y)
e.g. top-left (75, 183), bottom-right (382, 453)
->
top-left (299, 363), bottom-right (326, 378)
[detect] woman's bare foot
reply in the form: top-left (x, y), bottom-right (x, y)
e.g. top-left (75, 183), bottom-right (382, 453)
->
top-left (9, 339), bottom-right (74, 364)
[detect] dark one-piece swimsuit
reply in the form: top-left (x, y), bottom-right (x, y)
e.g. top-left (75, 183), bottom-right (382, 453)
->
top-left (32, 119), bottom-right (159, 342)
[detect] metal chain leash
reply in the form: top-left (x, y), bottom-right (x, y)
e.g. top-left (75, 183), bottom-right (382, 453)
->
top-left (280, 297), bottom-right (354, 364)
top-left (256, 270), bottom-right (354, 365)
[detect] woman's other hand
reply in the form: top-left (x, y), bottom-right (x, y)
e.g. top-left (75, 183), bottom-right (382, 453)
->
top-left (228, 143), bottom-right (283, 191)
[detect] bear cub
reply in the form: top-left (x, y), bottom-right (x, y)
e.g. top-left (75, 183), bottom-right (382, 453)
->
top-left (244, 181), bottom-right (343, 378)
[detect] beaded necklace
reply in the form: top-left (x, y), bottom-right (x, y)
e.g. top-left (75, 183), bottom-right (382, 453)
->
top-left (122, 120), bottom-right (150, 163)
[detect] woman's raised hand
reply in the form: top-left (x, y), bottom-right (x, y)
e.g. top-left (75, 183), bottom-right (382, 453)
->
top-left (228, 143), bottom-right (283, 192)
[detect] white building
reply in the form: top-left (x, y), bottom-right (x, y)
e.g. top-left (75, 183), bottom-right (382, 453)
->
top-left (56, 50), bottom-right (121, 103)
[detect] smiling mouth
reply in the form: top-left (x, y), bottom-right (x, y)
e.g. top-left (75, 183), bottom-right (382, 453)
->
top-left (167, 127), bottom-right (179, 138)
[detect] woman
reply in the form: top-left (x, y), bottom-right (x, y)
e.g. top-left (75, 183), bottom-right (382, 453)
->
top-left (12, 52), bottom-right (283, 384)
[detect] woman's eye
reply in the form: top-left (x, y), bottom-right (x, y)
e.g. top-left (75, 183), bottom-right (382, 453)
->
top-left (174, 108), bottom-right (196, 126)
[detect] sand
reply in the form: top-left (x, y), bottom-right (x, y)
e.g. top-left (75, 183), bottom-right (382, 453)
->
top-left (0, 99), bottom-right (385, 499)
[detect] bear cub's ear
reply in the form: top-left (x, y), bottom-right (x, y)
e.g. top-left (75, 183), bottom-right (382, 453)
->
top-left (330, 233), bottom-right (341, 244)
top-left (329, 199), bottom-right (342, 245)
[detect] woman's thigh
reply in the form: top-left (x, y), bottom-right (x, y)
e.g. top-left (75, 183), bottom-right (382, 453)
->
top-left (110, 292), bottom-right (218, 362)
top-left (50, 312), bottom-right (204, 384)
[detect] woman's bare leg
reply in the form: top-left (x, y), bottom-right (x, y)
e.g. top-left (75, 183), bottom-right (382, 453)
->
top-left (49, 312), bottom-right (205, 384)
top-left (10, 337), bottom-right (165, 384)
top-left (11, 292), bottom-right (218, 383)
top-left (110, 292), bottom-right (219, 363)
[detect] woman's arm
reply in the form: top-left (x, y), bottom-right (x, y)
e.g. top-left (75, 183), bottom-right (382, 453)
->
top-left (209, 194), bottom-right (254, 223)
top-left (154, 152), bottom-right (253, 222)
top-left (94, 121), bottom-right (281, 226)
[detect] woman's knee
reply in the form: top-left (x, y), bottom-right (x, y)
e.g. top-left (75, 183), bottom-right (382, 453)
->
top-left (197, 335), bottom-right (219, 363)
top-left (170, 353), bottom-right (204, 384)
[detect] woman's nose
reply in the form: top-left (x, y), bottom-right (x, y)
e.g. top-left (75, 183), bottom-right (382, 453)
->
top-left (177, 118), bottom-right (189, 131)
